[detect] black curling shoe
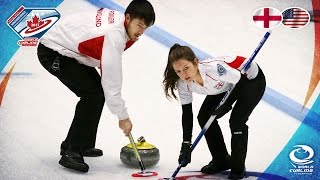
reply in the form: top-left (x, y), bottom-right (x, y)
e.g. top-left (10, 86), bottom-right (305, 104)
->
top-left (201, 155), bottom-right (231, 174)
top-left (59, 150), bottom-right (89, 173)
top-left (228, 168), bottom-right (246, 179)
top-left (82, 148), bottom-right (103, 157)
top-left (60, 141), bottom-right (103, 157)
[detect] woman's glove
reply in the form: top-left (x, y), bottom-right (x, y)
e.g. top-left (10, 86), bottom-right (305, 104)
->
top-left (178, 142), bottom-right (192, 167)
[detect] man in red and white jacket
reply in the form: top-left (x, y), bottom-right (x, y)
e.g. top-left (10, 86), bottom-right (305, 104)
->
top-left (37, 0), bottom-right (155, 173)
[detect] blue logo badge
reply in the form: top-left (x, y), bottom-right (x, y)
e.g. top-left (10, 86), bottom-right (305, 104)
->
top-left (217, 64), bottom-right (226, 76)
top-left (6, 6), bottom-right (60, 46)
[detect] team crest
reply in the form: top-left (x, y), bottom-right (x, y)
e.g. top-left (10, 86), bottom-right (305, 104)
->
top-left (217, 64), bottom-right (226, 76)
top-left (6, 6), bottom-right (60, 46)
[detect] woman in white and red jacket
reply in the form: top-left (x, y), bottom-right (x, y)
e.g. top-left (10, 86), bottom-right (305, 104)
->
top-left (37, 0), bottom-right (155, 173)
top-left (163, 44), bottom-right (266, 179)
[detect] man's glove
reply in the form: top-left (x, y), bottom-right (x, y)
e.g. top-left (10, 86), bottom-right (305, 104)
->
top-left (212, 103), bottom-right (232, 119)
top-left (178, 142), bottom-right (192, 167)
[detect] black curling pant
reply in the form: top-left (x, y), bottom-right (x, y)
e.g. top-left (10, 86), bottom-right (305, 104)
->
top-left (37, 43), bottom-right (105, 151)
top-left (198, 67), bottom-right (266, 170)
top-left (197, 93), bottom-right (229, 163)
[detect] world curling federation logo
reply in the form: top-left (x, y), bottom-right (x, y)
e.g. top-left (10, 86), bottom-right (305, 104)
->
top-left (6, 6), bottom-right (60, 46)
top-left (289, 145), bottom-right (314, 175)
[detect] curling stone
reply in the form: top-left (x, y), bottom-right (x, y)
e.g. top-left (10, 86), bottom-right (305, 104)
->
top-left (120, 136), bottom-right (160, 167)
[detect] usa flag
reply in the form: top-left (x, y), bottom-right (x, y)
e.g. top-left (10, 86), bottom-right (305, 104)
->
top-left (282, 8), bottom-right (310, 28)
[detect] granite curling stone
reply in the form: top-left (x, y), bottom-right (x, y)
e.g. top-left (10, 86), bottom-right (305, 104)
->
top-left (120, 136), bottom-right (160, 167)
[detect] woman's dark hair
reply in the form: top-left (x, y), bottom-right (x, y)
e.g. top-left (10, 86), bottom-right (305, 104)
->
top-left (125, 0), bottom-right (156, 26)
top-left (163, 43), bottom-right (196, 100)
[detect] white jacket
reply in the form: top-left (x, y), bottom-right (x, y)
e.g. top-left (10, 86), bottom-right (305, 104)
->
top-left (41, 7), bottom-right (134, 120)
top-left (178, 56), bottom-right (259, 105)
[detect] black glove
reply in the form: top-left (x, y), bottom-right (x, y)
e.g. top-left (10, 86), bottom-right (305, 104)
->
top-left (178, 142), bottom-right (192, 167)
top-left (212, 103), bottom-right (232, 119)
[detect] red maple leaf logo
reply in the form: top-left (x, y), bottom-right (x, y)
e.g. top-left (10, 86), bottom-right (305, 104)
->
top-left (27, 15), bottom-right (44, 29)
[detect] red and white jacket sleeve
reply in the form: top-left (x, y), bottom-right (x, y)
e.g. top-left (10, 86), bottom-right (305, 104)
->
top-left (100, 31), bottom-right (128, 120)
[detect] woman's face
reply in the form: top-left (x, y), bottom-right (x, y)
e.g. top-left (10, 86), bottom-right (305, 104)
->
top-left (172, 58), bottom-right (199, 83)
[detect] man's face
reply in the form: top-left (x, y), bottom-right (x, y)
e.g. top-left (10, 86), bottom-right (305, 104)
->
top-left (125, 14), bottom-right (148, 41)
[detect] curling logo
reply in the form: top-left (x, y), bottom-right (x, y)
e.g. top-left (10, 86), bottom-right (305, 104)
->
top-left (6, 6), bottom-right (60, 46)
top-left (289, 145), bottom-right (314, 175)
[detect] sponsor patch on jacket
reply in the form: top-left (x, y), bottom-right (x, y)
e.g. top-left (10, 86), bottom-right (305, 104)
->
top-left (217, 64), bottom-right (226, 76)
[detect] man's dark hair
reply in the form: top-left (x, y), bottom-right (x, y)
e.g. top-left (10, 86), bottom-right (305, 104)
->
top-left (125, 0), bottom-right (156, 26)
